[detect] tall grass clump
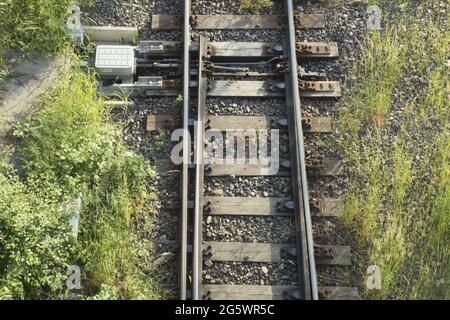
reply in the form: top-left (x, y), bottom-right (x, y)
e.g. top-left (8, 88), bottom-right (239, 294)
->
top-left (338, 3), bottom-right (449, 299)
top-left (0, 66), bottom-right (161, 299)
top-left (340, 26), bottom-right (406, 130)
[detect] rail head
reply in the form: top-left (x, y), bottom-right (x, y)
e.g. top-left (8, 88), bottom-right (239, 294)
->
top-left (284, 0), bottom-right (318, 300)
top-left (180, 0), bottom-right (191, 301)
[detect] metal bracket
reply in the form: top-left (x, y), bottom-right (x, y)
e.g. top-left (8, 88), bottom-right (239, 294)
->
top-left (137, 41), bottom-right (164, 54)
top-left (203, 291), bottom-right (212, 300)
top-left (203, 245), bottom-right (213, 257)
top-left (302, 118), bottom-right (313, 130)
top-left (269, 44), bottom-right (284, 55)
top-left (164, 79), bottom-right (182, 89)
top-left (205, 44), bottom-right (212, 59)
top-left (269, 81), bottom-right (286, 92)
top-left (296, 42), bottom-right (331, 56)
top-left (283, 289), bottom-right (302, 300)
top-left (137, 76), bottom-right (163, 88)
top-left (280, 160), bottom-right (291, 169)
top-left (203, 201), bottom-right (212, 213)
top-left (190, 15), bottom-right (198, 28)
top-left (205, 119), bottom-right (212, 130)
top-left (299, 80), bottom-right (335, 92)
top-left (306, 159), bottom-right (324, 169)
top-left (271, 118), bottom-right (288, 129)
top-left (314, 246), bottom-right (333, 260)
top-left (280, 246), bottom-right (297, 259)
top-left (299, 67), bottom-right (326, 78)
top-left (309, 199), bottom-right (320, 213)
top-left (277, 200), bottom-right (295, 212)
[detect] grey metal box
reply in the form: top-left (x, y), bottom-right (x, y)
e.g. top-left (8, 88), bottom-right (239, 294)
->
top-left (95, 45), bottom-right (136, 78)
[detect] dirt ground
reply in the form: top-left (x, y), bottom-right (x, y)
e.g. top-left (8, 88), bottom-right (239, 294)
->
top-left (0, 51), bottom-right (63, 138)
top-left (0, 51), bottom-right (64, 170)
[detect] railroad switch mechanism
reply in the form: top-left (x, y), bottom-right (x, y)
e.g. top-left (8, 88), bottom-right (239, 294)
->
top-left (89, 39), bottom-right (187, 96)
top-left (95, 45), bottom-right (136, 80)
top-left (89, 39), bottom-right (341, 98)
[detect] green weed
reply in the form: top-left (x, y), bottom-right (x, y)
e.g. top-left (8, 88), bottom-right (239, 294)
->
top-left (240, 0), bottom-right (272, 14)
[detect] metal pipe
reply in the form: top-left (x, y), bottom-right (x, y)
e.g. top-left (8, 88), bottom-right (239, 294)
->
top-left (285, 0), bottom-right (318, 300)
top-left (180, 0), bottom-right (191, 301)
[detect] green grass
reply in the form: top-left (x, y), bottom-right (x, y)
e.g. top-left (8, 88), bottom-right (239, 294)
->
top-left (240, 0), bottom-right (272, 13)
top-left (341, 27), bottom-right (406, 128)
top-left (338, 3), bottom-right (449, 299)
top-left (0, 66), bottom-right (161, 300)
top-left (154, 129), bottom-right (168, 152)
top-left (0, 0), bottom-right (72, 54)
top-left (0, 48), bottom-right (6, 85)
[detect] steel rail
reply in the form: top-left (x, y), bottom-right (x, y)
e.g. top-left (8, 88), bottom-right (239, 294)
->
top-left (192, 37), bottom-right (207, 300)
top-left (180, 0), bottom-right (191, 300)
top-left (284, 0), bottom-right (318, 300)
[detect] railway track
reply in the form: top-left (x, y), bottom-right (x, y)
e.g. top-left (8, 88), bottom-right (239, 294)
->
top-left (89, 0), bottom-right (359, 301)
top-left (184, 0), bottom-right (318, 300)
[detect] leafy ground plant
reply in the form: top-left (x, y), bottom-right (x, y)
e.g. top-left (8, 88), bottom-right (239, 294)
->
top-left (0, 168), bottom-right (73, 299)
top-left (0, 67), bottom-right (161, 299)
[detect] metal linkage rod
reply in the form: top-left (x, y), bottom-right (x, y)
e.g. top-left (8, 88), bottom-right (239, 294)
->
top-left (285, 0), bottom-right (318, 300)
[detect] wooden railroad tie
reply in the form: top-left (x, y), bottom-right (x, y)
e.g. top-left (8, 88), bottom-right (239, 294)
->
top-left (146, 115), bottom-right (333, 133)
top-left (203, 242), bottom-right (351, 266)
top-left (202, 285), bottom-right (360, 300)
top-left (143, 41), bottom-right (339, 59)
top-left (151, 14), bottom-right (325, 31)
top-left (152, 158), bottom-right (344, 177)
top-left (201, 197), bottom-right (344, 218)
